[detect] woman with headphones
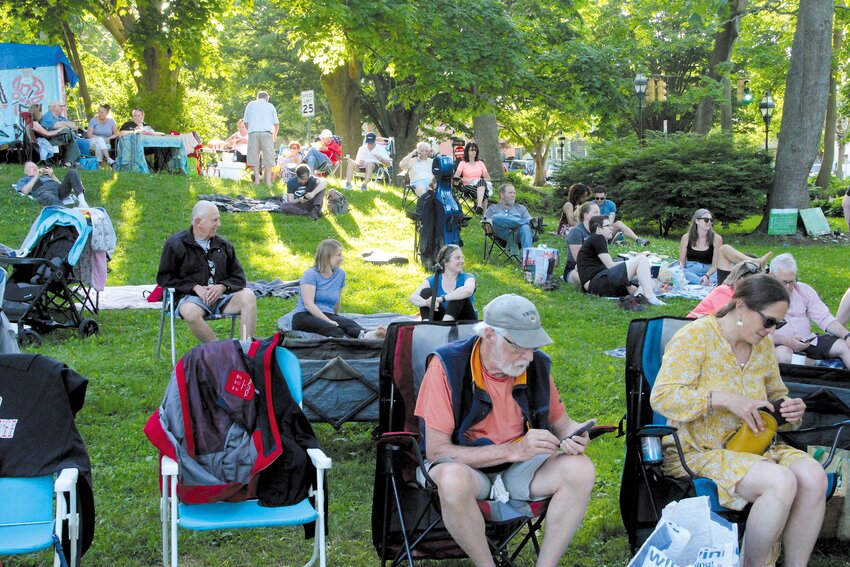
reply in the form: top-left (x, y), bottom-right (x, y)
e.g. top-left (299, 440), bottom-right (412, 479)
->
top-left (409, 245), bottom-right (478, 321)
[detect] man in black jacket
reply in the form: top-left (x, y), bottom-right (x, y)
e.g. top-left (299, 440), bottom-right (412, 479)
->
top-left (157, 200), bottom-right (257, 342)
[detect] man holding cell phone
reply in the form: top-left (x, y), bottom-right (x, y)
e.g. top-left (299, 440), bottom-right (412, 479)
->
top-left (769, 253), bottom-right (850, 368)
top-left (414, 294), bottom-right (596, 567)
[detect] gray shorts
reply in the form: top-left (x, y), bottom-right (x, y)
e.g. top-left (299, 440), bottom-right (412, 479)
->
top-left (247, 131), bottom-right (274, 168)
top-left (421, 454), bottom-right (552, 502)
top-left (177, 292), bottom-right (236, 317)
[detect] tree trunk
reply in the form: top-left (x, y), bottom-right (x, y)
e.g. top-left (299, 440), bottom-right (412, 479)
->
top-left (134, 43), bottom-right (182, 131)
top-left (321, 61), bottom-right (363, 160)
top-left (472, 112), bottom-right (503, 186)
top-left (760, 0), bottom-right (833, 228)
top-left (692, 0), bottom-right (748, 135)
top-left (838, 138), bottom-right (847, 181)
top-left (719, 78), bottom-right (733, 132)
top-left (60, 22), bottom-right (92, 119)
top-left (816, 28), bottom-right (842, 191)
top-left (532, 139), bottom-right (547, 187)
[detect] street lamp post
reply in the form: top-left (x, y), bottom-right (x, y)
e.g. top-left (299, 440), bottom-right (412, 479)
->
top-left (759, 91), bottom-right (775, 152)
top-left (558, 135), bottom-right (566, 161)
top-left (634, 73), bottom-right (648, 144)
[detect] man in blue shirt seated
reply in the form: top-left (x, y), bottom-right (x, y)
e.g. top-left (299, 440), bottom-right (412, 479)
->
top-left (15, 161), bottom-right (89, 208)
top-left (41, 101), bottom-right (91, 159)
top-left (483, 183), bottom-right (538, 254)
top-left (592, 185), bottom-right (650, 247)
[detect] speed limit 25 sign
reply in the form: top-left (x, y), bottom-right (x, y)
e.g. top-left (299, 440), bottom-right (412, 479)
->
top-left (301, 90), bottom-right (315, 117)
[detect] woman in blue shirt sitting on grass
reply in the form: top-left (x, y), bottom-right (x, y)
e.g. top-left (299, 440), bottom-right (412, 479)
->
top-left (408, 244), bottom-right (477, 321)
top-left (292, 239), bottom-right (385, 339)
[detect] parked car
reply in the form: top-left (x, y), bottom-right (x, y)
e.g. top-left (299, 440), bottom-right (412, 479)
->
top-left (507, 159), bottom-right (535, 176)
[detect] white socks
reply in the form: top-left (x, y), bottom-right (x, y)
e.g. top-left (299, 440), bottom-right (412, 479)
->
top-left (76, 194), bottom-right (89, 209)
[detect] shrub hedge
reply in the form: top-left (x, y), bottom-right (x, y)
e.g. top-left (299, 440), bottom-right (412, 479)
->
top-left (551, 133), bottom-right (773, 236)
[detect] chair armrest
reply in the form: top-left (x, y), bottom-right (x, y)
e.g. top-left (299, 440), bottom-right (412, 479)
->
top-left (307, 448), bottom-right (332, 470)
top-left (636, 424), bottom-right (678, 438)
top-left (55, 468), bottom-right (79, 493)
top-left (784, 418), bottom-right (850, 469)
top-left (634, 425), bottom-right (698, 479)
top-left (161, 455), bottom-right (179, 476)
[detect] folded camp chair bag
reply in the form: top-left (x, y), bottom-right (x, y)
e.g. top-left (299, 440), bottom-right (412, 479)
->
top-left (282, 336), bottom-right (383, 428)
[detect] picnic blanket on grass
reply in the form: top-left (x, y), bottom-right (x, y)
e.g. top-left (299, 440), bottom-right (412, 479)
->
top-left (98, 279), bottom-right (301, 309)
top-left (199, 194), bottom-right (284, 213)
top-left (278, 312), bottom-right (418, 340)
top-left (246, 278), bottom-right (300, 300)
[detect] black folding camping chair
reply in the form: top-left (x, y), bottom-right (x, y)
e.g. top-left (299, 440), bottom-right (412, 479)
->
top-left (620, 316), bottom-right (850, 552)
top-left (372, 321), bottom-right (549, 567)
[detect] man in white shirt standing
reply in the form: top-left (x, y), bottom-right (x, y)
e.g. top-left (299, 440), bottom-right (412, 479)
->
top-left (243, 91), bottom-right (279, 186)
top-left (345, 131), bottom-right (391, 191)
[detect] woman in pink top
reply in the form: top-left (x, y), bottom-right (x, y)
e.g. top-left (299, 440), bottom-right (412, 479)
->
top-left (688, 261), bottom-right (761, 318)
top-left (453, 142), bottom-right (491, 214)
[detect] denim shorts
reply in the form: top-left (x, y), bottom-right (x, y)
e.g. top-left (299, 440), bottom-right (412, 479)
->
top-left (683, 261), bottom-right (717, 285)
top-left (177, 292), bottom-right (236, 316)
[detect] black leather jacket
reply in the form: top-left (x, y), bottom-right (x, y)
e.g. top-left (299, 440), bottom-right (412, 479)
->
top-left (156, 227), bottom-right (247, 303)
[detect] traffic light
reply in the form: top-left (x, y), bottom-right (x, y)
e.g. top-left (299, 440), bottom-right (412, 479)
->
top-left (737, 79), bottom-right (753, 104)
top-left (742, 81), bottom-right (753, 104)
top-left (657, 79), bottom-right (667, 102)
top-left (646, 78), bottom-right (656, 103)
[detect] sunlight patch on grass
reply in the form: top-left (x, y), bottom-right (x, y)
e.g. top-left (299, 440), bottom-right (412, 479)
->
top-left (240, 212), bottom-right (307, 277)
top-left (108, 192), bottom-right (140, 283)
top-left (96, 174), bottom-right (119, 202)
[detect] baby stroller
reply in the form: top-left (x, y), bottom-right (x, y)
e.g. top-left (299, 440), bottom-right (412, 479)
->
top-left (1, 208), bottom-right (101, 347)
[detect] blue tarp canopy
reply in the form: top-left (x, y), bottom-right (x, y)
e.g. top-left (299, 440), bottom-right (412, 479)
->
top-left (0, 43), bottom-right (78, 87)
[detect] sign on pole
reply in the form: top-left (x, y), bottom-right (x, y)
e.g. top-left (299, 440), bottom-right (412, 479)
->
top-left (301, 90), bottom-right (315, 117)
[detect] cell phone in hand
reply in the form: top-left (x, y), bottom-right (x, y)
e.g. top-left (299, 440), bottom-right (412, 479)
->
top-left (801, 334), bottom-right (817, 343)
top-left (562, 419), bottom-right (596, 442)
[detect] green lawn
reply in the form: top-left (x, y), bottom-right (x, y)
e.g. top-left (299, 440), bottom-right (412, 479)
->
top-left (0, 163), bottom-right (847, 566)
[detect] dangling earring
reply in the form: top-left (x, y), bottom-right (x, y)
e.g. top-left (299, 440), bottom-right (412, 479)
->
top-left (736, 319), bottom-right (743, 328)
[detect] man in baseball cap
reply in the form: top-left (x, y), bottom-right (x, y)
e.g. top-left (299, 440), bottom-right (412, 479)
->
top-left (345, 131), bottom-right (391, 191)
top-left (414, 293), bottom-right (596, 565)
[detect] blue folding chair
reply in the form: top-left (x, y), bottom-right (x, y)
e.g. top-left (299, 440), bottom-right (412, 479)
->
top-left (159, 346), bottom-right (331, 567)
top-left (155, 287), bottom-right (240, 366)
top-left (620, 316), bottom-right (845, 552)
top-left (0, 468), bottom-right (81, 567)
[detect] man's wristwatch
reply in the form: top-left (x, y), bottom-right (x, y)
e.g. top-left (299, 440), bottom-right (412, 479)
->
top-left (843, 332), bottom-right (850, 341)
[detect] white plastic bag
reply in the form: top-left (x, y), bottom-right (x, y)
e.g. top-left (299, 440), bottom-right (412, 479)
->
top-left (628, 496), bottom-right (739, 567)
top-left (628, 520), bottom-right (691, 567)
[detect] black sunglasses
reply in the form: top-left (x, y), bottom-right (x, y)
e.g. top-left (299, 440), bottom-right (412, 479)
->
top-left (756, 309), bottom-right (787, 330)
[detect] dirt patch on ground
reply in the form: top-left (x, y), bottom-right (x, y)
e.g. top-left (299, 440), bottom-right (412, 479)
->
top-left (725, 231), bottom-right (850, 247)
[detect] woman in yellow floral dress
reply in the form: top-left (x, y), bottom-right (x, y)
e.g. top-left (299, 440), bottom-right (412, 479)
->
top-left (651, 274), bottom-right (826, 567)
